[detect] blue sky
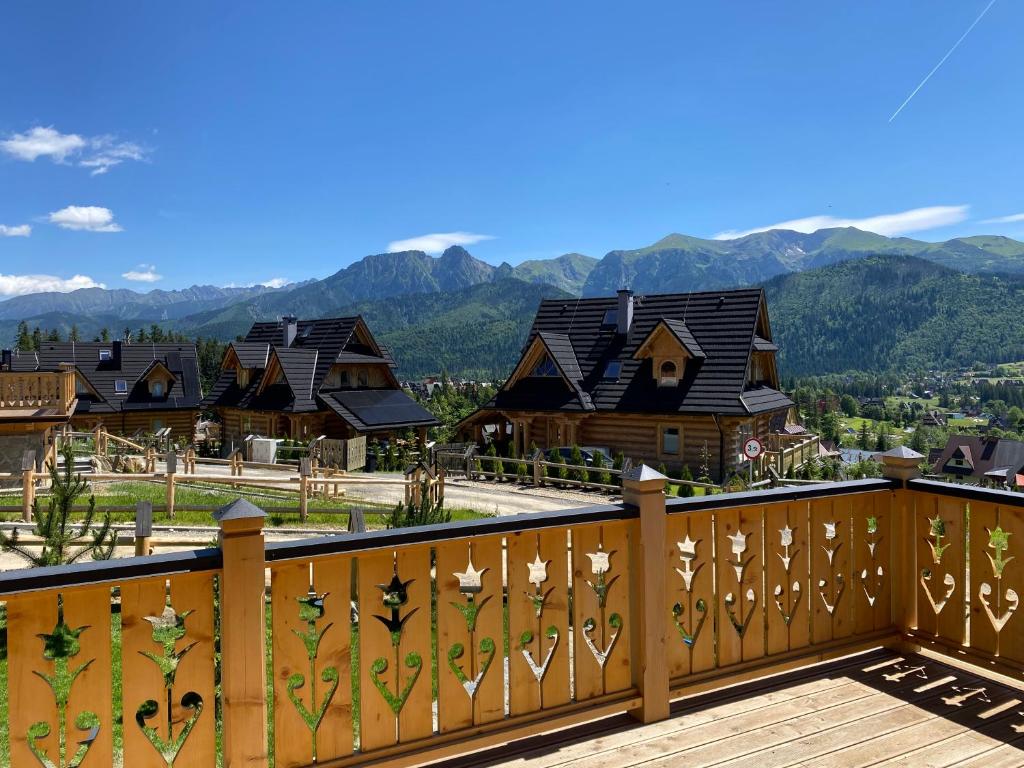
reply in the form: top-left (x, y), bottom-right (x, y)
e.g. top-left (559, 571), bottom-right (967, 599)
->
top-left (0, 1), bottom-right (1020, 295)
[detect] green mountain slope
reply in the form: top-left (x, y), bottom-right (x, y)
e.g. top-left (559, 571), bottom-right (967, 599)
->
top-left (509, 253), bottom-right (597, 293)
top-left (765, 255), bottom-right (1024, 376)
top-left (582, 228), bottom-right (1024, 296)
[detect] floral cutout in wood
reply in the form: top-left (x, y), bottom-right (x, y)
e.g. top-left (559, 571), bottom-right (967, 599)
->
top-left (370, 561), bottom-right (422, 716)
top-left (447, 552), bottom-right (497, 700)
top-left (773, 525), bottom-right (801, 625)
top-left (921, 514), bottom-right (956, 615)
top-left (518, 551), bottom-right (559, 685)
top-left (671, 535), bottom-right (707, 647)
top-left (286, 590), bottom-right (338, 762)
top-left (818, 520), bottom-right (845, 615)
top-left (136, 604), bottom-right (204, 767)
top-left (860, 515), bottom-right (884, 608)
top-left (978, 526), bottom-right (1019, 635)
top-left (723, 529), bottom-right (757, 637)
top-left (28, 596), bottom-right (101, 768)
top-left (582, 543), bottom-right (622, 668)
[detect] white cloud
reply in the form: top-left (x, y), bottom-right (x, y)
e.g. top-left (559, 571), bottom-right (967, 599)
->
top-left (1, 125), bottom-right (149, 174)
top-left (387, 231), bottom-right (494, 254)
top-left (713, 205), bottom-right (970, 240)
top-left (49, 205), bottom-right (123, 233)
top-left (122, 264), bottom-right (162, 282)
top-left (0, 126), bottom-right (85, 162)
top-left (0, 224), bottom-right (31, 237)
top-left (0, 273), bottom-right (104, 297)
top-left (981, 213), bottom-right (1024, 225)
top-left (260, 277), bottom-right (292, 288)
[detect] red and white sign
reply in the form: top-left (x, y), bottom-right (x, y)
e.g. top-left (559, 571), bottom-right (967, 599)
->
top-left (742, 437), bottom-right (764, 460)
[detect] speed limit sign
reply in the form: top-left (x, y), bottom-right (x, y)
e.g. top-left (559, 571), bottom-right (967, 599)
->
top-left (742, 437), bottom-right (764, 460)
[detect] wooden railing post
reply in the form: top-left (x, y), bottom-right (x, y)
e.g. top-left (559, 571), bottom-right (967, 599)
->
top-left (299, 457), bottom-right (311, 522)
top-left (623, 464), bottom-right (670, 724)
top-left (880, 446), bottom-right (923, 638)
top-left (215, 498), bottom-right (269, 767)
top-left (135, 500), bottom-right (153, 557)
top-left (21, 450), bottom-right (35, 522)
top-left (165, 451), bottom-right (176, 520)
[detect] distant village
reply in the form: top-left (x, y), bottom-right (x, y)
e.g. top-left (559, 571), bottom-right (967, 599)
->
top-left (3, 286), bottom-right (1024, 492)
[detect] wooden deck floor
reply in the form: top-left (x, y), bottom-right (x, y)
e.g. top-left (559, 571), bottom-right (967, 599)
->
top-left (439, 650), bottom-right (1024, 768)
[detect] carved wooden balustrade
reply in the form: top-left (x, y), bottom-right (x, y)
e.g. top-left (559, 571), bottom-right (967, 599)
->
top-left (0, 364), bottom-right (77, 414)
top-left (5, 452), bottom-right (1024, 767)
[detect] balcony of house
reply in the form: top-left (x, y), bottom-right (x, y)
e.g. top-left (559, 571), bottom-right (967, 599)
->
top-left (1, 449), bottom-right (1024, 767)
top-left (0, 364), bottom-right (77, 422)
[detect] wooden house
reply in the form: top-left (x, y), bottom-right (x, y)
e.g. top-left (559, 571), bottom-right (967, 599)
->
top-left (203, 315), bottom-right (439, 445)
top-left (458, 288), bottom-right (794, 481)
top-left (2, 341), bottom-right (201, 440)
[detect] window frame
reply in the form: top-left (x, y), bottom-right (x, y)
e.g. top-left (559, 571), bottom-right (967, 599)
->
top-left (530, 355), bottom-right (559, 377)
top-left (98, 348), bottom-right (112, 362)
top-left (660, 424), bottom-right (681, 457)
top-left (114, 378), bottom-right (128, 394)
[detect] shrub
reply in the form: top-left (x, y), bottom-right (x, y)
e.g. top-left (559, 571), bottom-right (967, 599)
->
top-left (593, 451), bottom-right (612, 486)
top-left (679, 464), bottom-right (695, 497)
top-left (569, 445), bottom-right (588, 484)
top-left (388, 481), bottom-right (451, 528)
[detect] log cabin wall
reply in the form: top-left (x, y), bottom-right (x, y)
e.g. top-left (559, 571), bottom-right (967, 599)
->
top-left (487, 410), bottom-right (784, 482)
top-left (71, 409), bottom-right (197, 442)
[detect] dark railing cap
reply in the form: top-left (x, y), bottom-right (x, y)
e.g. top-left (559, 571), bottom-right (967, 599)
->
top-left (907, 477), bottom-right (1024, 508)
top-left (665, 477), bottom-right (899, 514)
top-left (622, 464), bottom-right (667, 483)
top-left (213, 497), bottom-right (266, 522)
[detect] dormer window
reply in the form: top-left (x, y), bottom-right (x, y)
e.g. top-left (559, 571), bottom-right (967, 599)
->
top-left (98, 349), bottom-right (112, 362)
top-left (114, 379), bottom-right (128, 394)
top-left (237, 368), bottom-right (250, 388)
top-left (152, 381), bottom-right (165, 397)
top-left (531, 355), bottom-right (559, 377)
top-left (659, 360), bottom-right (678, 387)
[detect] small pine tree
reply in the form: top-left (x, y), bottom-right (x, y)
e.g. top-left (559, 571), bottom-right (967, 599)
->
top-left (387, 481), bottom-right (451, 528)
top-left (0, 444), bottom-right (116, 566)
top-left (592, 451), bottom-right (612, 486)
top-left (569, 445), bottom-right (588, 484)
top-left (487, 442), bottom-right (504, 481)
top-left (857, 421), bottom-right (872, 450)
top-left (612, 451), bottom-right (626, 487)
top-left (697, 442), bottom-right (712, 485)
top-left (550, 451), bottom-right (568, 482)
top-left (657, 462), bottom-right (671, 494)
top-left (679, 464), bottom-right (695, 497)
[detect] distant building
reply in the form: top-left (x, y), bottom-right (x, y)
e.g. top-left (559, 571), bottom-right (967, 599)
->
top-left (931, 435), bottom-right (1024, 487)
top-left (3, 341), bottom-right (202, 440)
top-left (458, 288), bottom-right (793, 481)
top-left (921, 410), bottom-right (947, 427)
top-left (204, 316), bottom-right (439, 446)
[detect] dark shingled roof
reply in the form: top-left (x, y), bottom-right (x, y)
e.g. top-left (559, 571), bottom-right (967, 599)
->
top-left (204, 316), bottom-right (433, 432)
top-left (7, 341), bottom-right (201, 415)
top-left (320, 390), bottom-right (440, 431)
top-left (485, 288), bottom-right (792, 417)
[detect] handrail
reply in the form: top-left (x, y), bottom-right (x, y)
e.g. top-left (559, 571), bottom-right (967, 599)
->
top-left (906, 476), bottom-right (1024, 508)
top-left (0, 546), bottom-right (222, 596)
top-left (265, 500), bottom-right (635, 562)
top-left (665, 477), bottom-right (898, 513)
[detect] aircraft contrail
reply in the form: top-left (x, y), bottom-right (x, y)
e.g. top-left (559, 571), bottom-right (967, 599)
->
top-left (889, 0), bottom-right (998, 122)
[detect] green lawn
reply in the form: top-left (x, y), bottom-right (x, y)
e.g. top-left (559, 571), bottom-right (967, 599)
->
top-left (0, 480), bottom-right (485, 530)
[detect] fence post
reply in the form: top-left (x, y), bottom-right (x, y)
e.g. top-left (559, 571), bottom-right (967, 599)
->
top-left (165, 451), bottom-right (177, 520)
top-left (215, 498), bottom-right (269, 767)
top-left (21, 450), bottom-right (35, 522)
top-left (299, 457), bottom-right (311, 522)
top-left (532, 451), bottom-right (542, 486)
top-left (880, 446), bottom-right (923, 639)
top-left (622, 464), bottom-right (670, 724)
top-left (135, 500), bottom-right (153, 556)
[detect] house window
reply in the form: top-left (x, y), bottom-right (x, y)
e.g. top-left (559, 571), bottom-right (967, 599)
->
top-left (601, 310), bottom-right (618, 328)
top-left (98, 349), bottom-right (112, 362)
top-left (603, 361), bottom-right (622, 379)
top-left (662, 426), bottom-right (680, 455)
top-left (76, 377), bottom-right (90, 395)
top-left (339, 370), bottom-right (350, 388)
top-left (114, 379), bottom-right (128, 394)
top-left (659, 361), bottom-right (678, 387)
top-left (151, 381), bottom-right (165, 397)
top-left (358, 370), bottom-right (368, 388)
top-left (151, 418), bottom-right (163, 432)
top-left (237, 368), bottom-right (250, 388)
top-left (531, 355), bottom-right (559, 377)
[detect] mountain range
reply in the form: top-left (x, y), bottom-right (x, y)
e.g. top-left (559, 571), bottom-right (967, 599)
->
top-left (5, 227), bottom-right (1024, 378)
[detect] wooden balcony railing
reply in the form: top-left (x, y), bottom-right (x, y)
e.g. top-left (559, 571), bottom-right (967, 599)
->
top-left (0, 364), bottom-right (76, 415)
top-left (3, 449), bottom-right (1024, 766)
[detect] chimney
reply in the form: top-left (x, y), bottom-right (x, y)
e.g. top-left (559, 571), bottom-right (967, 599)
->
top-left (617, 289), bottom-right (633, 335)
top-left (282, 315), bottom-right (298, 347)
top-left (111, 340), bottom-right (123, 364)
top-left (1, 350), bottom-right (11, 371)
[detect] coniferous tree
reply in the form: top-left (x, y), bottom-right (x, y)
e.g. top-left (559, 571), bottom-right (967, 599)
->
top-left (679, 464), bottom-right (695, 497)
top-left (0, 444), bottom-right (116, 566)
top-left (387, 480), bottom-right (450, 528)
top-left (15, 321), bottom-right (31, 351)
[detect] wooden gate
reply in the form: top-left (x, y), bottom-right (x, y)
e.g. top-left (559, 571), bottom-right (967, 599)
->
top-left (318, 436), bottom-right (367, 471)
